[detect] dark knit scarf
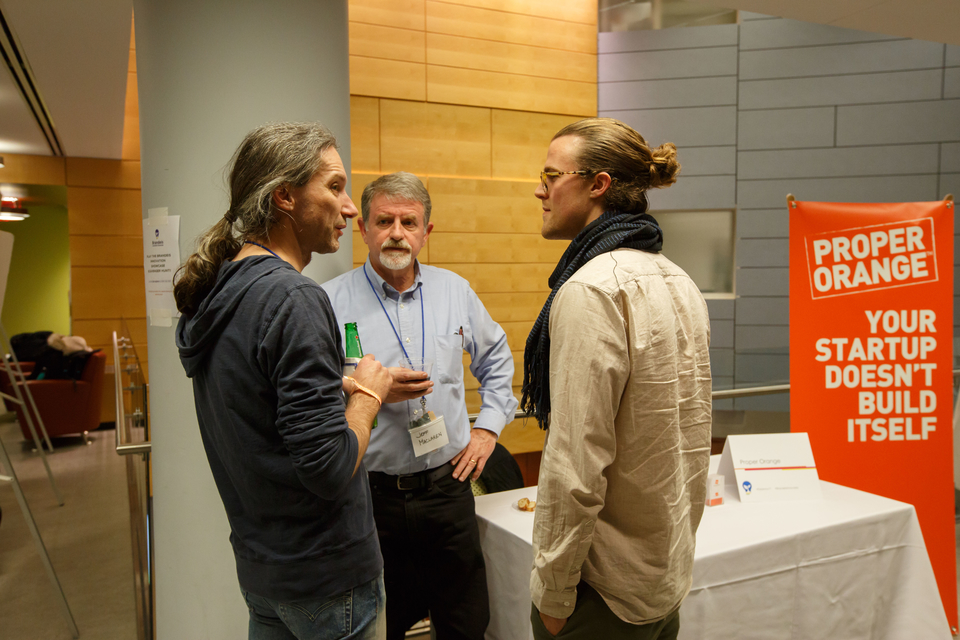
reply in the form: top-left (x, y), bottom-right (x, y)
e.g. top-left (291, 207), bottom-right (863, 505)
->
top-left (520, 210), bottom-right (663, 429)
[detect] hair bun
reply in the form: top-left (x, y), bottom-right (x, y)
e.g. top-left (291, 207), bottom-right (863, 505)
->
top-left (648, 143), bottom-right (680, 189)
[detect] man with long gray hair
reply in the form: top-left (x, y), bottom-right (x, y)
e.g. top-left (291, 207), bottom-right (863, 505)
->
top-left (323, 172), bottom-right (518, 640)
top-left (175, 122), bottom-right (395, 640)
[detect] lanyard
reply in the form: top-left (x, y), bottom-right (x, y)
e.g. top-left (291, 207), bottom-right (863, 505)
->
top-left (362, 263), bottom-right (424, 363)
top-left (244, 240), bottom-right (281, 259)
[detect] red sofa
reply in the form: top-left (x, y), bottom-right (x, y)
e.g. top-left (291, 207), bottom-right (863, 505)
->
top-left (1, 351), bottom-right (106, 441)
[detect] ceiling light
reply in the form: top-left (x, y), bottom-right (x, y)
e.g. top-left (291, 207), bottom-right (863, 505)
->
top-left (0, 195), bottom-right (28, 221)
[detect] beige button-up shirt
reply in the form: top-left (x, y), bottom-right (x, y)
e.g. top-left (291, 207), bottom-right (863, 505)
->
top-left (531, 248), bottom-right (712, 624)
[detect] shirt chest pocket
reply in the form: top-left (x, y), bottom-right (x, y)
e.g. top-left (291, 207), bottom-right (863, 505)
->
top-left (434, 334), bottom-right (463, 384)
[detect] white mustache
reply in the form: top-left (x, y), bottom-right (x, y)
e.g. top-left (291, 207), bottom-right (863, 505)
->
top-left (381, 239), bottom-right (411, 251)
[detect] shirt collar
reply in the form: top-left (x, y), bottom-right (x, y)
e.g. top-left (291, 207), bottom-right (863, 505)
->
top-left (363, 256), bottom-right (423, 301)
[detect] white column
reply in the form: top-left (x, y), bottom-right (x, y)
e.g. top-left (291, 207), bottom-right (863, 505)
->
top-left (132, 1), bottom-right (352, 637)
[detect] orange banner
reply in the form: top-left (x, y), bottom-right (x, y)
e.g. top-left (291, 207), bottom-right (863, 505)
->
top-left (789, 198), bottom-right (956, 630)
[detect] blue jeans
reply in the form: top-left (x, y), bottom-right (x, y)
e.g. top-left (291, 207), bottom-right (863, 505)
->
top-left (242, 573), bottom-right (386, 640)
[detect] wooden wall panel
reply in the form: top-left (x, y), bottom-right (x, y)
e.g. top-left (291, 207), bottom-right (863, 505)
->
top-left (71, 267), bottom-right (147, 319)
top-left (500, 319), bottom-right (536, 351)
top-left (347, 0), bottom-right (596, 115)
top-left (380, 100), bottom-right (491, 177)
top-left (462, 350), bottom-right (524, 387)
top-left (500, 420), bottom-right (545, 455)
top-left (426, 34), bottom-right (594, 83)
top-left (464, 385), bottom-right (524, 410)
top-left (67, 187), bottom-right (143, 236)
top-left (428, 65), bottom-right (595, 116)
top-left (125, 63), bottom-right (138, 117)
top-left (122, 39), bottom-right (139, 161)
top-left (73, 317), bottom-right (148, 348)
top-left (350, 171), bottom-right (386, 199)
top-left (122, 116), bottom-right (140, 161)
top-left (350, 23), bottom-right (425, 63)
top-left (430, 263), bottom-right (552, 294)
top-left (492, 110), bottom-right (582, 180)
top-left (429, 232), bottom-right (565, 264)
top-left (0, 154), bottom-right (65, 185)
top-left (350, 57), bottom-right (426, 101)
top-left (465, 361), bottom-right (530, 454)
top-left (69, 235), bottom-right (143, 267)
top-left (350, 171), bottom-right (374, 265)
top-left (428, 177), bottom-right (542, 233)
top-left (475, 292), bottom-right (550, 322)
top-left (351, 228), bottom-right (366, 266)
top-left (346, 0), bottom-right (598, 455)
top-left (349, 0), bottom-right (426, 30)
top-left (438, 0), bottom-right (597, 25)
top-left (350, 98), bottom-right (381, 173)
top-left (426, 1), bottom-right (596, 54)
top-left (463, 390), bottom-right (544, 454)
top-left (65, 158), bottom-right (141, 189)
top-left (61, 12), bottom-right (147, 420)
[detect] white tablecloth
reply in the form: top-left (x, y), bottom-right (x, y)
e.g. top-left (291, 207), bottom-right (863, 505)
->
top-left (475, 475), bottom-right (950, 640)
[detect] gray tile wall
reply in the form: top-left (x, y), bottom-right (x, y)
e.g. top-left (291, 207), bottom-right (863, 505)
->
top-left (598, 16), bottom-right (960, 414)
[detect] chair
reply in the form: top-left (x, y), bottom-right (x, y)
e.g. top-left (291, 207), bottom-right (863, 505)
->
top-left (471, 442), bottom-right (526, 495)
top-left (2, 351), bottom-right (106, 441)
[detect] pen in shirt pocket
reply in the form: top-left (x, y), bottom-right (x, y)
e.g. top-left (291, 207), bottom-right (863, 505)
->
top-left (458, 326), bottom-right (464, 348)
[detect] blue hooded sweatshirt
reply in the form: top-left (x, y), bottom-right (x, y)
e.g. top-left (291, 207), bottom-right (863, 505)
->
top-left (175, 255), bottom-right (381, 602)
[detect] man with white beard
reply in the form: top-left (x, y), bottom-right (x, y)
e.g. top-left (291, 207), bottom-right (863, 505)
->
top-left (322, 172), bottom-right (517, 640)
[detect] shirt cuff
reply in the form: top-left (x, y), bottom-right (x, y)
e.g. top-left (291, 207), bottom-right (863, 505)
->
top-left (530, 570), bottom-right (578, 618)
top-left (472, 409), bottom-right (507, 437)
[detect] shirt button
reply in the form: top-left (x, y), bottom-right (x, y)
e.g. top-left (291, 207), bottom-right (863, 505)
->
top-left (400, 303), bottom-right (405, 309)
top-left (405, 337), bottom-right (410, 343)
top-left (564, 602), bottom-right (570, 606)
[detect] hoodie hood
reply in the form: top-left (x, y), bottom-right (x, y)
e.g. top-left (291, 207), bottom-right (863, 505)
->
top-left (176, 256), bottom-right (294, 377)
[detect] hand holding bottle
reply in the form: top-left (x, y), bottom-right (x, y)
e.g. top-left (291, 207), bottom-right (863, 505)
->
top-left (343, 354), bottom-right (392, 475)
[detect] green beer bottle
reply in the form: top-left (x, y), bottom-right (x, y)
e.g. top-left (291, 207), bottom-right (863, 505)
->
top-left (344, 322), bottom-right (376, 428)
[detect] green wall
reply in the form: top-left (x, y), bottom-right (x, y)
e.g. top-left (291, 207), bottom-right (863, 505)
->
top-left (0, 205), bottom-right (71, 337)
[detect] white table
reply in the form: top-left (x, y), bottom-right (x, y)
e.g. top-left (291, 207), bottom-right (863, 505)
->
top-left (475, 475), bottom-right (950, 640)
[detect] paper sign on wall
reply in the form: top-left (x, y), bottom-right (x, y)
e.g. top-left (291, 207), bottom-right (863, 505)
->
top-left (717, 433), bottom-right (822, 503)
top-left (143, 208), bottom-right (181, 327)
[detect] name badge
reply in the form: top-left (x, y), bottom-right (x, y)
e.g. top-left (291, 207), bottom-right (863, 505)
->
top-left (409, 414), bottom-right (449, 457)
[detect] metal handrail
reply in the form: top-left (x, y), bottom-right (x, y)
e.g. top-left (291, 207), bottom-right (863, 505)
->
top-left (467, 369), bottom-right (960, 422)
top-left (114, 332), bottom-right (151, 457)
top-left (111, 361), bottom-right (960, 438)
top-left (711, 383), bottom-right (790, 399)
top-left (467, 382), bottom-right (793, 422)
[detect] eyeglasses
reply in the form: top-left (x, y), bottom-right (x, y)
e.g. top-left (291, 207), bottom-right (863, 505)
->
top-left (540, 170), bottom-right (589, 193)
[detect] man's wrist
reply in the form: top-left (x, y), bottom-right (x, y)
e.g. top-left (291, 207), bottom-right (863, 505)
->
top-left (531, 573), bottom-right (577, 619)
top-left (472, 412), bottom-right (507, 438)
top-left (345, 376), bottom-right (382, 407)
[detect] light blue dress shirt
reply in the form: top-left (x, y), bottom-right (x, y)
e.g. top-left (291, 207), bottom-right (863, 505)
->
top-left (322, 258), bottom-right (518, 475)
